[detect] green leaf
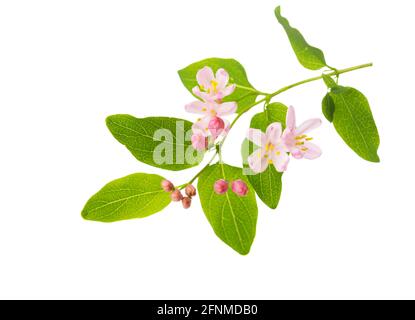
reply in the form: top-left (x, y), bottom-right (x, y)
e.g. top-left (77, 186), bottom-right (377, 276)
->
top-left (82, 173), bottom-right (171, 222)
top-left (198, 164), bottom-right (258, 255)
top-left (322, 93), bottom-right (335, 122)
top-left (322, 74), bottom-right (337, 89)
top-left (178, 58), bottom-right (258, 113)
top-left (275, 6), bottom-right (327, 70)
top-left (329, 86), bottom-right (380, 162)
top-left (241, 103), bottom-right (288, 209)
top-left (106, 115), bottom-right (204, 171)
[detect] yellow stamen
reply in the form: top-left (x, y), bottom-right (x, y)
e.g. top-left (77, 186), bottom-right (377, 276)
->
top-left (202, 107), bottom-right (207, 112)
top-left (211, 80), bottom-right (218, 93)
top-left (306, 137), bottom-right (313, 141)
top-left (295, 135), bottom-right (306, 140)
top-left (302, 148), bottom-right (308, 152)
top-left (265, 143), bottom-right (275, 152)
top-left (275, 151), bottom-right (281, 156)
top-left (296, 142), bottom-right (305, 146)
top-left (268, 159), bottom-right (273, 164)
top-left (210, 110), bottom-right (216, 116)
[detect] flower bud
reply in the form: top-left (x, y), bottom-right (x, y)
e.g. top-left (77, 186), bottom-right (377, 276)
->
top-left (171, 189), bottom-right (183, 202)
top-left (214, 179), bottom-right (228, 195)
top-left (185, 184), bottom-right (196, 197)
top-left (161, 180), bottom-right (174, 192)
top-left (182, 197), bottom-right (192, 209)
top-left (191, 133), bottom-right (208, 151)
top-left (208, 116), bottom-right (225, 139)
top-left (231, 179), bottom-right (248, 197)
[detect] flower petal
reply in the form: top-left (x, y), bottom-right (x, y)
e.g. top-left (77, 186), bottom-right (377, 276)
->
top-left (221, 84), bottom-right (236, 98)
top-left (185, 101), bottom-right (209, 115)
top-left (196, 66), bottom-right (214, 89)
top-left (281, 128), bottom-right (296, 151)
top-left (220, 119), bottom-right (231, 137)
top-left (266, 122), bottom-right (282, 143)
top-left (271, 148), bottom-right (290, 172)
top-left (286, 106), bottom-right (296, 131)
top-left (296, 118), bottom-right (322, 135)
top-left (303, 141), bottom-right (322, 159)
top-left (291, 149), bottom-right (304, 159)
top-left (248, 148), bottom-right (268, 174)
top-left (215, 101), bottom-right (237, 116)
top-left (193, 86), bottom-right (215, 102)
top-left (192, 116), bottom-right (212, 137)
top-left (246, 128), bottom-right (266, 147)
top-left (215, 68), bottom-right (229, 89)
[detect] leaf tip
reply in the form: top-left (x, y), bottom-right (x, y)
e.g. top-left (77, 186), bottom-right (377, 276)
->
top-left (274, 5), bottom-right (282, 16)
top-left (105, 115), bottom-right (115, 128)
top-left (81, 207), bottom-right (91, 221)
top-left (371, 153), bottom-right (381, 163)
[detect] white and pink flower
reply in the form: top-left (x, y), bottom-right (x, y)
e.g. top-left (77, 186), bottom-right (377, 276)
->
top-left (192, 66), bottom-right (236, 102)
top-left (246, 106), bottom-right (322, 174)
top-left (282, 106), bottom-right (322, 160)
top-left (185, 67), bottom-right (237, 149)
top-left (246, 122), bottom-right (289, 173)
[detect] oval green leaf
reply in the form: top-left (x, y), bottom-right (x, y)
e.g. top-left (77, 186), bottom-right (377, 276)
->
top-left (242, 103), bottom-right (287, 209)
top-left (329, 86), bottom-right (380, 162)
top-left (106, 115), bottom-right (204, 171)
top-left (275, 6), bottom-right (327, 70)
top-left (178, 58), bottom-right (258, 113)
top-left (82, 173), bottom-right (171, 222)
top-left (198, 164), bottom-right (258, 255)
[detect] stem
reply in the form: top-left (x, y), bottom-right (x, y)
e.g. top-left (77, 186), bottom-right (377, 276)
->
top-left (220, 62), bottom-right (373, 147)
top-left (235, 84), bottom-right (267, 95)
top-left (267, 63), bottom-right (372, 100)
top-left (217, 145), bottom-right (227, 179)
top-left (182, 151), bottom-right (218, 187)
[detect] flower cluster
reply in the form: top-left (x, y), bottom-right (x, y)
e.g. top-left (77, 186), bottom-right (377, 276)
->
top-left (247, 106), bottom-right (322, 174)
top-left (214, 179), bottom-right (249, 197)
top-left (162, 180), bottom-right (196, 209)
top-left (185, 66), bottom-right (237, 151)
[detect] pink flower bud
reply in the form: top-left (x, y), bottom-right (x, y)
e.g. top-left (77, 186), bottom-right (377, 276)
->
top-left (214, 179), bottom-right (229, 195)
top-left (191, 133), bottom-right (208, 151)
top-left (208, 116), bottom-right (225, 139)
top-left (171, 189), bottom-right (183, 202)
top-left (161, 180), bottom-right (174, 192)
top-left (182, 197), bottom-right (192, 209)
top-left (231, 179), bottom-right (248, 197)
top-left (185, 184), bottom-right (196, 197)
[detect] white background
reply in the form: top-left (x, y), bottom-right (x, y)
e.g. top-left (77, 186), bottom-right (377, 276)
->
top-left (0, 0), bottom-right (413, 299)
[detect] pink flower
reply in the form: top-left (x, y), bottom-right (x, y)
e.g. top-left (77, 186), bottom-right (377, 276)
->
top-left (208, 116), bottom-right (225, 140)
top-left (182, 197), bottom-right (192, 209)
top-left (191, 127), bottom-right (208, 151)
top-left (190, 114), bottom-right (231, 143)
top-left (171, 189), bottom-right (184, 202)
top-left (282, 106), bottom-right (322, 160)
top-left (246, 123), bottom-right (289, 173)
top-left (185, 184), bottom-right (196, 197)
top-left (192, 66), bottom-right (236, 102)
top-left (214, 179), bottom-right (229, 194)
top-left (231, 180), bottom-right (248, 197)
top-left (161, 180), bottom-right (174, 192)
top-left (185, 100), bottom-right (237, 120)
top-left (185, 67), bottom-right (237, 145)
